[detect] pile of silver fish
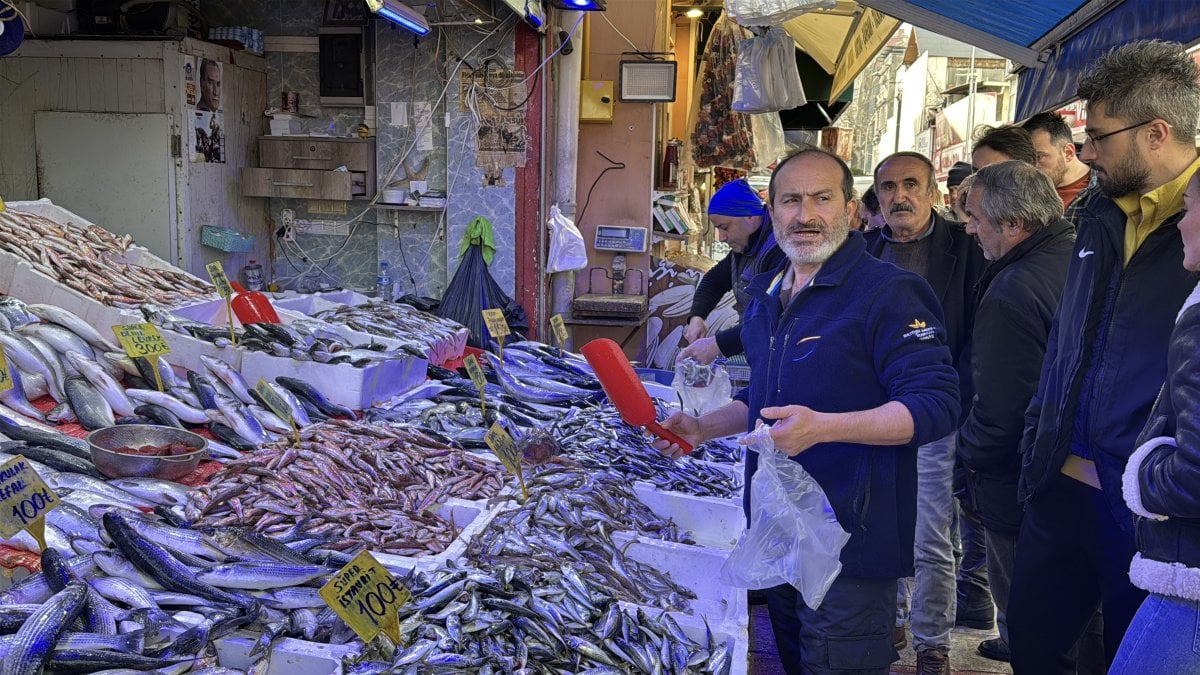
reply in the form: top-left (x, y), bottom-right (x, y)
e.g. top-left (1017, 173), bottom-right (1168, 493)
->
top-left (555, 407), bottom-right (743, 499)
top-left (187, 420), bottom-right (506, 556)
top-left (311, 301), bottom-right (466, 364)
top-left (346, 561), bottom-right (734, 674)
top-left (467, 465), bottom-right (699, 613)
top-left (0, 209), bottom-right (214, 307)
top-left (690, 438), bottom-right (743, 465)
top-left (142, 305), bottom-right (426, 368)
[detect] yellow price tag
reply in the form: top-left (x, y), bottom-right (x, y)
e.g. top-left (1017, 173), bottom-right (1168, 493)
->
top-left (206, 261), bottom-right (233, 299)
top-left (0, 347), bottom-right (13, 394)
top-left (255, 379), bottom-right (300, 445)
top-left (485, 421), bottom-right (527, 499)
top-left (550, 314), bottom-right (568, 350)
top-left (463, 354), bottom-right (487, 414)
top-left (0, 455), bottom-right (61, 549)
top-left (319, 550), bottom-right (411, 648)
top-left (113, 323), bottom-right (172, 359)
top-left (482, 309), bottom-right (510, 338)
top-left (0, 196), bottom-right (5, 213)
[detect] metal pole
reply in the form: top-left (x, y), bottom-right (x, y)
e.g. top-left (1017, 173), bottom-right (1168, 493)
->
top-left (966, 46), bottom-right (977, 144)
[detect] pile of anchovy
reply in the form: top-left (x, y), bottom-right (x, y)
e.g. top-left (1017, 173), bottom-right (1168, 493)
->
top-left (346, 561), bottom-right (734, 674)
top-left (187, 420), bottom-right (506, 556)
top-left (555, 407), bottom-right (743, 498)
top-left (467, 465), bottom-right (699, 613)
top-left (0, 209), bottom-right (215, 307)
top-left (312, 301), bottom-right (467, 364)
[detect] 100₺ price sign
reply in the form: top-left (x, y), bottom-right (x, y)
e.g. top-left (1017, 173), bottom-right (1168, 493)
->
top-left (0, 455), bottom-right (60, 539)
top-left (319, 549), bottom-right (412, 646)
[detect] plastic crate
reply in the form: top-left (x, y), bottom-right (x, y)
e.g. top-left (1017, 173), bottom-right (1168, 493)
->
top-left (201, 226), bottom-right (255, 253)
top-left (725, 355), bottom-right (750, 390)
top-left (635, 367), bottom-right (675, 385)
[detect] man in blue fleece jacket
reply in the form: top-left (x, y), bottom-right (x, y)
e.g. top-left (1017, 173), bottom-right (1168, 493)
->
top-left (655, 149), bottom-right (961, 674)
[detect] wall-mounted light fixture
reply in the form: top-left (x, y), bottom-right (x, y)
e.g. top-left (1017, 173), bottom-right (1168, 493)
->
top-left (619, 56), bottom-right (678, 102)
top-left (545, 0), bottom-right (607, 11)
top-left (365, 0), bottom-right (430, 35)
top-left (684, 7), bottom-right (704, 18)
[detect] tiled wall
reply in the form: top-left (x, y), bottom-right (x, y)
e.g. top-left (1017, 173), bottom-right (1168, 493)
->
top-left (204, 0), bottom-right (521, 298)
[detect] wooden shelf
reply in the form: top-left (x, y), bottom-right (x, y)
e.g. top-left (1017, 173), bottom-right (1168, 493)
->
top-left (370, 203), bottom-right (445, 212)
top-left (653, 230), bottom-right (689, 241)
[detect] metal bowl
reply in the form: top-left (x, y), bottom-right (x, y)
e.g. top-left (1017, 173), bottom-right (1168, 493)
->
top-left (88, 425), bottom-right (208, 481)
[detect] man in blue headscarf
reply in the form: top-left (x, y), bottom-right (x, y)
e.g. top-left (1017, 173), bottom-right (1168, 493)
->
top-left (681, 179), bottom-right (787, 363)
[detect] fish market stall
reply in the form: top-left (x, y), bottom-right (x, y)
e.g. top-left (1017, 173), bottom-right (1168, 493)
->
top-left (0, 289), bottom-right (749, 674)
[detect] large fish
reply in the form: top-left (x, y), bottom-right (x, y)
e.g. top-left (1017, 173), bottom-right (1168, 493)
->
top-left (200, 355), bottom-right (254, 405)
top-left (276, 376), bottom-right (355, 419)
top-left (25, 304), bottom-right (120, 353)
top-left (63, 377), bottom-right (116, 431)
top-left (0, 365), bottom-right (45, 422)
top-left (125, 389), bottom-right (209, 424)
top-left (0, 330), bottom-right (64, 402)
top-left (101, 513), bottom-right (257, 611)
top-left (14, 323), bottom-right (95, 365)
top-left (64, 351), bottom-right (135, 417)
top-left (0, 582), bottom-right (88, 675)
top-left (0, 413), bottom-right (90, 456)
top-left (39, 549), bottom-right (117, 635)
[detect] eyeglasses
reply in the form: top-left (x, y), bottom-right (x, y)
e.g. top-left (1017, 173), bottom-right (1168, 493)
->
top-left (1084, 120), bottom-right (1154, 145)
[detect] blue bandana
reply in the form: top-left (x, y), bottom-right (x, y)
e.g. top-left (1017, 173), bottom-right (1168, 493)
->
top-left (708, 179), bottom-right (765, 217)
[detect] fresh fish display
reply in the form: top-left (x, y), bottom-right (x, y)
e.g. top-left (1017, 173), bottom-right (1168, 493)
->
top-left (188, 420), bottom-right (505, 555)
top-left (0, 209), bottom-right (214, 307)
top-left (310, 301), bottom-right (467, 362)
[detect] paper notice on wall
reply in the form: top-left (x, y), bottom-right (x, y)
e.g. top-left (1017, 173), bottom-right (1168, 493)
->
top-left (412, 102), bottom-right (434, 152)
top-left (389, 101), bottom-right (407, 127)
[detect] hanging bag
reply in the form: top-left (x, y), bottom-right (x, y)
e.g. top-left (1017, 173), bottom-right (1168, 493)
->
top-left (546, 205), bottom-right (588, 273)
top-left (726, 0), bottom-right (837, 26)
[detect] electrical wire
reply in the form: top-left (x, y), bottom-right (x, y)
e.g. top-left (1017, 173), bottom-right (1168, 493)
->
top-left (601, 12), bottom-right (643, 53)
top-left (576, 151), bottom-right (625, 228)
top-left (0, 0), bottom-right (31, 31)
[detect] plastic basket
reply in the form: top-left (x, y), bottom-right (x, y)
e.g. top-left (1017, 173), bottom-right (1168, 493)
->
top-left (201, 226), bottom-right (255, 253)
top-left (635, 368), bottom-right (675, 386)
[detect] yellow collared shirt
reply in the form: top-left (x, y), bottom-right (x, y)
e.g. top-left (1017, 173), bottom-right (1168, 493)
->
top-left (1115, 155), bottom-right (1200, 265)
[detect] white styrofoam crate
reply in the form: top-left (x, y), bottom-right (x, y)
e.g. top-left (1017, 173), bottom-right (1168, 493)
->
top-left (238, 347), bottom-right (426, 411)
top-left (631, 482), bottom-right (744, 550)
top-left (611, 533), bottom-right (745, 631)
top-left (372, 497), bottom-right (503, 573)
top-left (216, 634), bottom-right (359, 675)
top-left (615, 596), bottom-right (748, 675)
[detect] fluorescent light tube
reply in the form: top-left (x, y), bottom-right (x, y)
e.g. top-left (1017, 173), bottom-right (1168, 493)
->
top-left (366, 0), bottom-right (431, 35)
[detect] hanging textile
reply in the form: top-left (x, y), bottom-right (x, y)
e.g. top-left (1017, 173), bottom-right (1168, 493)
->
top-left (690, 13), bottom-right (757, 171)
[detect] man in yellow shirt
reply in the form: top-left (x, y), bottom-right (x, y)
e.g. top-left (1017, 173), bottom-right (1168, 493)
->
top-left (1009, 40), bottom-right (1200, 673)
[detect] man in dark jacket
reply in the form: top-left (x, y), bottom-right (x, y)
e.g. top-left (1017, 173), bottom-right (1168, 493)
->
top-left (654, 148), bottom-right (960, 674)
top-left (957, 161), bottom-right (1074, 663)
top-left (1009, 40), bottom-right (1200, 672)
top-left (681, 179), bottom-right (786, 363)
top-left (867, 151), bottom-right (989, 674)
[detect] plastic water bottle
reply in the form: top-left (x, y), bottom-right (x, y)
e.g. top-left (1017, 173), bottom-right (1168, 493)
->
top-left (376, 261), bottom-right (392, 301)
top-left (243, 260), bottom-right (264, 291)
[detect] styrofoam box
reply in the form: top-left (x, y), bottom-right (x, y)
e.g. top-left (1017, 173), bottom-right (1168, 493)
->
top-left (372, 497), bottom-right (503, 573)
top-left (2, 199), bottom-right (216, 335)
top-left (615, 595), bottom-right (748, 675)
top-left (631, 482), bottom-right (745, 550)
top-left (216, 634), bottom-right (359, 675)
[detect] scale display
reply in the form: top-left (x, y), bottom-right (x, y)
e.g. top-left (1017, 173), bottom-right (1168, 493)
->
top-left (593, 225), bottom-right (648, 253)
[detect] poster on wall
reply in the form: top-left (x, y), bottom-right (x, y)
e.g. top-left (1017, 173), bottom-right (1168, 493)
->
top-left (183, 55), bottom-right (197, 107)
top-left (193, 111), bottom-right (225, 163)
top-left (197, 58), bottom-right (222, 112)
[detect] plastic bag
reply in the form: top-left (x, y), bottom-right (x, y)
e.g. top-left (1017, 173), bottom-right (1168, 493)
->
top-left (726, 0), bottom-right (837, 26)
top-left (733, 28), bottom-right (807, 113)
top-left (547, 205), bottom-right (588, 273)
top-left (720, 423), bottom-right (850, 609)
top-left (438, 242), bottom-right (529, 348)
top-left (673, 357), bottom-right (732, 415)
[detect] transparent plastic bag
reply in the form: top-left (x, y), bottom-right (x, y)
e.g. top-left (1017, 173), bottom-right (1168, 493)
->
top-left (546, 204), bottom-right (588, 273)
top-left (726, 0), bottom-right (837, 26)
top-left (673, 357), bottom-right (732, 415)
top-left (720, 423), bottom-right (850, 609)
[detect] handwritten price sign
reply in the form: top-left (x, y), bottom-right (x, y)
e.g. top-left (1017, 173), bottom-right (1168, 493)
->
top-left (0, 347), bottom-right (13, 394)
top-left (485, 421), bottom-right (527, 499)
top-left (255, 379), bottom-right (300, 445)
top-left (0, 455), bottom-right (60, 549)
top-left (319, 550), bottom-right (411, 647)
top-left (550, 314), bottom-right (568, 350)
top-left (463, 354), bottom-right (487, 414)
top-left (113, 323), bottom-right (172, 359)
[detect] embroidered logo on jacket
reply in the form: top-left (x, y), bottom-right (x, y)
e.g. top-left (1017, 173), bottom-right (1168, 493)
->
top-left (902, 319), bottom-right (938, 341)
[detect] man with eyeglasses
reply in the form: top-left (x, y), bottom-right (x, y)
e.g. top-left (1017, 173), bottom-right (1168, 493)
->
top-left (1008, 40), bottom-right (1200, 673)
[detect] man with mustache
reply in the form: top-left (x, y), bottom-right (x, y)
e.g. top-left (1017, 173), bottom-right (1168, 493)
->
top-left (866, 151), bottom-right (989, 675)
top-left (1009, 40), bottom-right (1200, 673)
top-left (654, 149), bottom-right (960, 674)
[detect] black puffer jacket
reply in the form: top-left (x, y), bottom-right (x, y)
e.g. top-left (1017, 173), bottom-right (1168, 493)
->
top-left (1124, 283), bottom-right (1200, 599)
top-left (957, 219), bottom-right (1074, 533)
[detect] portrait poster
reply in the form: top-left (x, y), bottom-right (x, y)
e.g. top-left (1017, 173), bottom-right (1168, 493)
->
top-left (196, 58), bottom-right (222, 113)
top-left (193, 111), bottom-right (226, 163)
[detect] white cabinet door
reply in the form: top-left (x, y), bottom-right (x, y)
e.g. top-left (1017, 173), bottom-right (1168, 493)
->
top-left (34, 112), bottom-right (178, 265)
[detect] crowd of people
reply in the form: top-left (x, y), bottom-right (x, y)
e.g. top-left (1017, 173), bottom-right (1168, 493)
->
top-left (662, 39), bottom-right (1200, 675)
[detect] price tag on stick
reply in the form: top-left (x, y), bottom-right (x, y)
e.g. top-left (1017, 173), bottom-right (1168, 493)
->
top-left (481, 309), bottom-right (509, 362)
top-left (113, 323), bottom-right (172, 392)
top-left (319, 549), bottom-right (412, 651)
top-left (485, 421), bottom-right (527, 500)
top-left (0, 347), bottom-right (14, 394)
top-left (463, 354), bottom-right (487, 414)
top-left (0, 455), bottom-right (61, 550)
top-left (255, 379), bottom-right (301, 445)
top-left (550, 314), bottom-right (568, 353)
top-left (206, 261), bottom-right (238, 346)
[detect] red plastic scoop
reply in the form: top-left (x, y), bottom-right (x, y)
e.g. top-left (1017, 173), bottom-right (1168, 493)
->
top-left (581, 338), bottom-right (693, 454)
top-left (230, 281), bottom-right (281, 324)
